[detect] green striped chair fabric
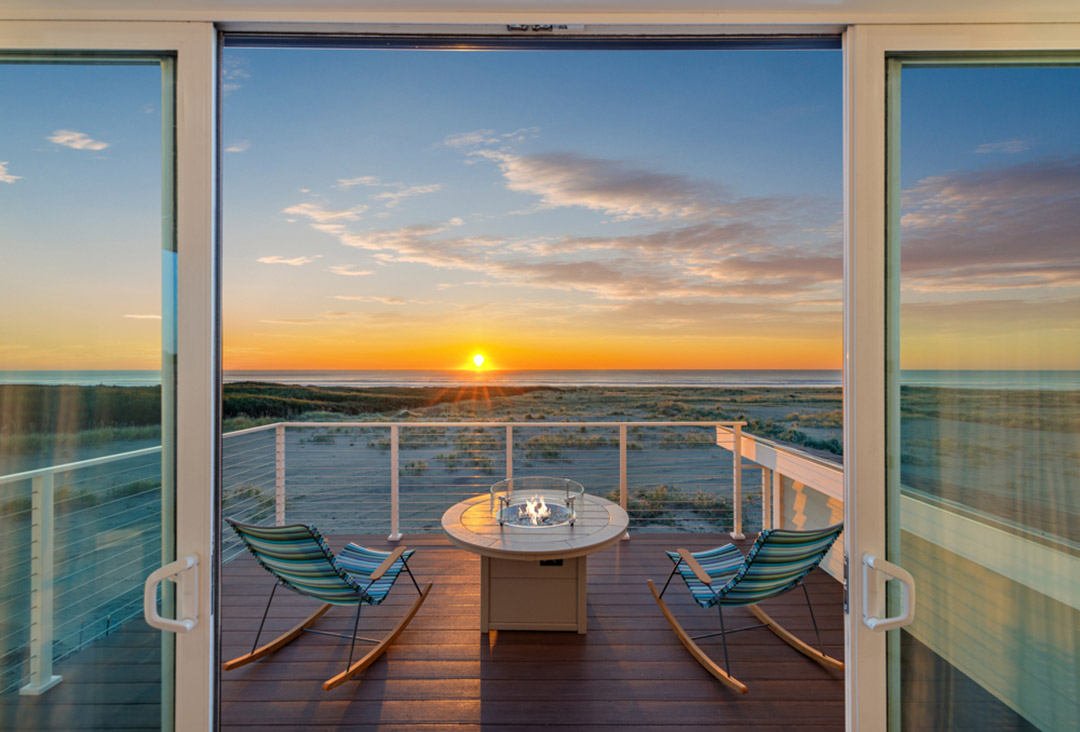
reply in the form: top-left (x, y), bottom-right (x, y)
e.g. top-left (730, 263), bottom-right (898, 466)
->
top-left (227, 519), bottom-right (413, 606)
top-left (666, 523), bottom-right (843, 608)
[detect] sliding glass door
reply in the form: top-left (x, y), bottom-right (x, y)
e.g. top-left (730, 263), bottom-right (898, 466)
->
top-left (887, 56), bottom-right (1079, 732)
top-left (0, 22), bottom-right (216, 732)
top-left (845, 23), bottom-right (1080, 732)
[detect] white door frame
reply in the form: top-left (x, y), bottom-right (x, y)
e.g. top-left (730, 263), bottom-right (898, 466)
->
top-left (0, 21), bottom-right (218, 732)
top-left (843, 22), bottom-right (1080, 732)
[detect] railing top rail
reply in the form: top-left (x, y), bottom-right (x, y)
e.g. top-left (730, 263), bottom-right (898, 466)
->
top-left (0, 445), bottom-right (163, 486)
top-left (222, 422), bottom-right (280, 437)
top-left (276, 420), bottom-right (747, 428)
top-left (0, 419), bottom-right (750, 486)
top-left (717, 424), bottom-right (843, 474)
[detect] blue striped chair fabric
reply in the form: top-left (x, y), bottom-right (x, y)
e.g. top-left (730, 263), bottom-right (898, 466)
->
top-left (227, 519), bottom-right (414, 606)
top-left (666, 523), bottom-right (843, 608)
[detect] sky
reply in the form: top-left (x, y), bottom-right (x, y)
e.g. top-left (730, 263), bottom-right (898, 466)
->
top-left (0, 51), bottom-right (1077, 372)
top-left (221, 47), bottom-right (844, 371)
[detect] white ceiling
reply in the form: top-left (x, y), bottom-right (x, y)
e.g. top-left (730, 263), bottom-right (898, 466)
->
top-left (0, 0), bottom-right (1078, 25)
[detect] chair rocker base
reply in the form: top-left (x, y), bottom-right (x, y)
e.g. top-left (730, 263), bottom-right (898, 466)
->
top-left (222, 602), bottom-right (333, 671)
top-left (322, 581), bottom-right (432, 691)
top-left (221, 582), bottom-right (433, 691)
top-left (746, 603), bottom-right (844, 672)
top-left (648, 579), bottom-right (843, 694)
top-left (648, 579), bottom-right (748, 694)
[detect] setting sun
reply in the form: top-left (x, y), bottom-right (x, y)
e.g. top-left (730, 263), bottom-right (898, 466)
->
top-left (472, 353), bottom-right (485, 368)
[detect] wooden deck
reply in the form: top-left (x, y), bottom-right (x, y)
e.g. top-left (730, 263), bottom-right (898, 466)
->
top-left (220, 533), bottom-right (844, 731)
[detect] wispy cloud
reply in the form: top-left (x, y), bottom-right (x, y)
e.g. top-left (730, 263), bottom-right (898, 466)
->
top-left (281, 130), bottom-right (841, 335)
top-left (337, 176), bottom-right (381, 188)
top-left (258, 319), bottom-right (318, 325)
top-left (282, 202), bottom-right (368, 224)
top-left (444, 127), bottom-right (539, 148)
top-left (374, 183), bottom-right (442, 209)
top-left (222, 56), bottom-right (250, 95)
top-left (445, 129), bottom-right (499, 148)
top-left (123, 314), bottom-right (161, 320)
top-left (329, 265), bottom-right (373, 276)
top-left (225, 140), bottom-right (250, 153)
top-left (470, 149), bottom-right (736, 222)
top-left (974, 138), bottom-right (1031, 155)
top-left (48, 129), bottom-right (108, 151)
top-left (0, 162), bottom-right (21, 183)
top-left (258, 255), bottom-right (322, 266)
top-left (333, 295), bottom-right (407, 305)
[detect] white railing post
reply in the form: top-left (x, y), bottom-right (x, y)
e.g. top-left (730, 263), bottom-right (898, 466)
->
top-left (274, 424), bottom-right (285, 526)
top-left (761, 467), bottom-right (772, 531)
top-left (505, 425), bottom-right (513, 480)
top-left (619, 424), bottom-right (629, 540)
top-left (388, 425), bottom-right (401, 542)
top-left (22, 472), bottom-right (61, 695)
top-left (772, 469), bottom-right (783, 531)
top-left (731, 423), bottom-right (745, 540)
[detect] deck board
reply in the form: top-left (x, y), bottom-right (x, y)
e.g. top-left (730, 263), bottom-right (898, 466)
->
top-left (221, 533), bottom-right (844, 730)
top-left (0, 532), bottom-right (843, 730)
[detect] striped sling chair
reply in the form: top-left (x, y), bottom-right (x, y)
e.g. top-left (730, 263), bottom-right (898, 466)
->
top-left (648, 523), bottom-right (844, 694)
top-left (222, 519), bottom-right (432, 690)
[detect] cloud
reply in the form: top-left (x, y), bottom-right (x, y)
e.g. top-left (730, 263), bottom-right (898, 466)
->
top-left (258, 255), bottom-right (322, 266)
top-left (337, 176), bottom-right (381, 188)
top-left (258, 319), bottom-right (317, 325)
top-left (48, 129), bottom-right (108, 151)
top-left (471, 149), bottom-right (736, 222)
top-left (225, 140), bottom-right (250, 153)
top-left (329, 265), bottom-right (373, 276)
top-left (445, 129), bottom-right (499, 148)
top-left (444, 128), bottom-right (539, 148)
top-left (0, 162), bottom-right (21, 183)
top-left (974, 139), bottom-right (1031, 155)
top-left (123, 314), bottom-right (161, 320)
top-left (282, 201), bottom-right (368, 224)
top-left (319, 216), bottom-right (840, 305)
top-left (900, 154), bottom-right (1080, 292)
top-left (284, 132), bottom-right (841, 322)
top-left (333, 295), bottom-right (407, 305)
top-left (222, 56), bottom-right (250, 95)
top-left (374, 183), bottom-right (442, 209)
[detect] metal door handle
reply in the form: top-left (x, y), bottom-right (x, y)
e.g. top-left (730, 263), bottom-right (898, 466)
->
top-left (144, 554), bottom-right (199, 633)
top-left (862, 553), bottom-right (916, 631)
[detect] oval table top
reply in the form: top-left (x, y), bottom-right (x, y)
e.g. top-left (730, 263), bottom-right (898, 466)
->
top-left (441, 491), bottom-right (629, 561)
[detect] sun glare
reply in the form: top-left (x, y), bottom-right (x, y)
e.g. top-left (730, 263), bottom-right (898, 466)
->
top-left (472, 353), bottom-right (485, 369)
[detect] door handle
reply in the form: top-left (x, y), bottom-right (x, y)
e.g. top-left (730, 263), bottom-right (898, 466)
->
top-left (862, 553), bottom-right (915, 632)
top-left (144, 554), bottom-right (199, 633)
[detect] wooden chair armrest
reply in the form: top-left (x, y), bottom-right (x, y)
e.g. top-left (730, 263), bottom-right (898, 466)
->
top-left (677, 548), bottom-right (713, 585)
top-left (369, 546), bottom-right (407, 581)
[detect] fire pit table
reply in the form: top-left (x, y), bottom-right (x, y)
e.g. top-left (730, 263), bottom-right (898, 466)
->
top-left (441, 476), bottom-right (629, 634)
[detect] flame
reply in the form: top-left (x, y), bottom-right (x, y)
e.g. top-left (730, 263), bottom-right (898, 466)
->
top-left (520, 494), bottom-right (550, 526)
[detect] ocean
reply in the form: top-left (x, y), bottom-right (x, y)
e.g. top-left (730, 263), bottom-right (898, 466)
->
top-left (2, 368), bottom-right (1080, 389)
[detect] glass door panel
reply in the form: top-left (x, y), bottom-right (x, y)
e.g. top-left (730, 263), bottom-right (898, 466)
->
top-left (0, 57), bottom-right (176, 730)
top-left (889, 60), bottom-right (1080, 731)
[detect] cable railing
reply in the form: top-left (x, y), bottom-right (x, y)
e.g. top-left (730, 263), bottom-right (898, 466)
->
top-left (256, 421), bottom-right (753, 540)
top-left (0, 417), bottom-right (847, 696)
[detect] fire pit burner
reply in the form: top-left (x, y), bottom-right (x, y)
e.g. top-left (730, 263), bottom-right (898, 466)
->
top-left (498, 497), bottom-right (575, 528)
top-left (491, 476), bottom-right (585, 528)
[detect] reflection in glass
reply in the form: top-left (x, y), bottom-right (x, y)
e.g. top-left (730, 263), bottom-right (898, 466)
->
top-left (0, 59), bottom-right (174, 730)
top-left (892, 63), bottom-right (1080, 731)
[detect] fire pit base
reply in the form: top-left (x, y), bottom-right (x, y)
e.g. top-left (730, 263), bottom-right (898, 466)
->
top-left (441, 489), bottom-right (629, 635)
top-left (482, 556), bottom-right (586, 632)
